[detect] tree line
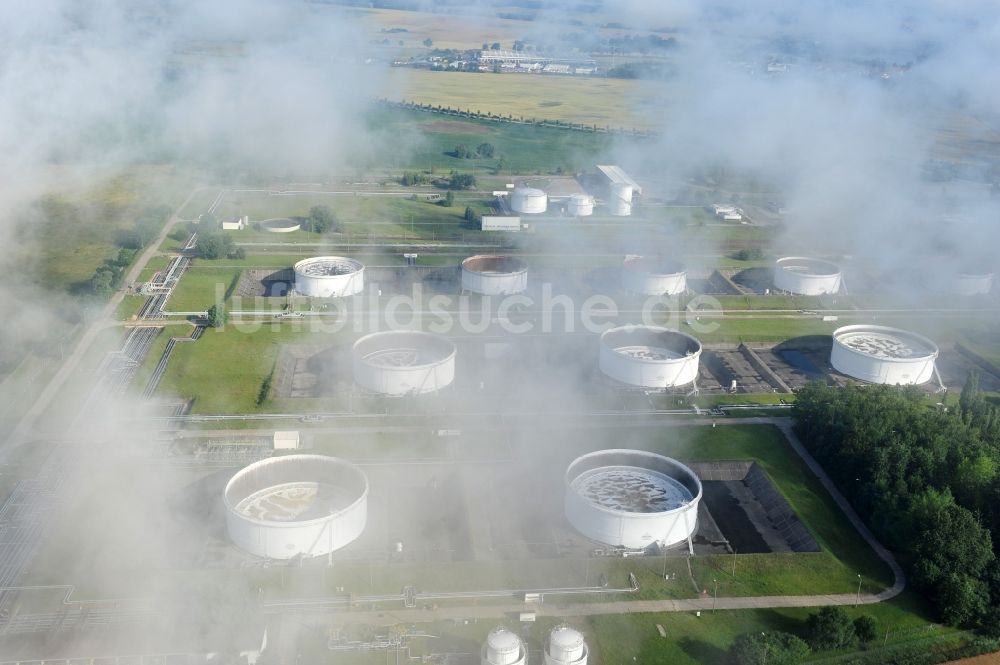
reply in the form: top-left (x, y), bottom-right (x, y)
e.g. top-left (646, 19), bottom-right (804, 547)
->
top-left (793, 379), bottom-right (1000, 631)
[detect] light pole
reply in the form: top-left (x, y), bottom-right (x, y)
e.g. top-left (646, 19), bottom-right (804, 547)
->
top-left (713, 578), bottom-right (718, 612)
top-left (761, 632), bottom-right (768, 665)
top-left (855, 573), bottom-right (862, 606)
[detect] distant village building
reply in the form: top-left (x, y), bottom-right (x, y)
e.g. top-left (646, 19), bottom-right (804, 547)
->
top-left (477, 49), bottom-right (596, 74)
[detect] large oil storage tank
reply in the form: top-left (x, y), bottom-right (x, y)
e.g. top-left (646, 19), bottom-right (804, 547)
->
top-left (462, 255), bottom-right (528, 295)
top-left (545, 627), bottom-right (588, 665)
top-left (599, 325), bottom-right (701, 388)
top-left (831, 324), bottom-right (938, 385)
top-left (353, 331), bottom-right (456, 395)
top-left (565, 449), bottom-right (701, 550)
top-left (566, 194), bottom-right (594, 217)
top-left (482, 628), bottom-right (527, 665)
top-left (608, 183), bottom-right (633, 216)
top-left (621, 256), bottom-right (687, 295)
top-left (294, 257), bottom-right (365, 298)
top-left (224, 454), bottom-right (368, 559)
top-left (773, 257), bottom-right (842, 295)
top-left (511, 187), bottom-right (547, 215)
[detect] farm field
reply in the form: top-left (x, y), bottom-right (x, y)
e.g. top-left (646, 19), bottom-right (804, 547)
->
top-left (385, 68), bottom-right (665, 131)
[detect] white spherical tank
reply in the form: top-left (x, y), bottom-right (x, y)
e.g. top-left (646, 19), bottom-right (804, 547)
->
top-left (609, 183), bottom-right (633, 216)
top-left (599, 325), bottom-right (701, 388)
top-left (567, 194), bottom-right (594, 217)
top-left (511, 187), bottom-right (547, 214)
top-left (622, 256), bottom-right (687, 295)
top-left (462, 255), bottom-right (528, 295)
top-left (565, 450), bottom-right (701, 549)
top-left (545, 626), bottom-right (588, 665)
top-left (953, 272), bottom-right (993, 296)
top-left (773, 257), bottom-right (841, 295)
top-left (224, 454), bottom-right (368, 560)
top-left (353, 331), bottom-right (456, 395)
top-left (294, 257), bottom-right (365, 298)
top-left (482, 628), bottom-right (526, 665)
top-left (831, 325), bottom-right (938, 385)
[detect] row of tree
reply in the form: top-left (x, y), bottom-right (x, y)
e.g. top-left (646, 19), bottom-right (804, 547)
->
top-left (730, 607), bottom-right (878, 664)
top-left (793, 381), bottom-right (1000, 629)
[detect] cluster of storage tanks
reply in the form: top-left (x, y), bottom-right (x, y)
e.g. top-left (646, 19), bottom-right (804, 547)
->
top-left (481, 627), bottom-right (588, 665)
top-left (507, 182), bottom-right (625, 217)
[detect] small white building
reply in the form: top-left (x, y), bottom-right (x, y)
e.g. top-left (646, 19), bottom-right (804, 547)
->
top-left (222, 215), bottom-right (249, 231)
top-left (482, 216), bottom-right (521, 232)
top-left (273, 431), bottom-right (300, 450)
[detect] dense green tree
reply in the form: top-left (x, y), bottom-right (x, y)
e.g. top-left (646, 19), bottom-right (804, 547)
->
top-left (793, 382), bottom-right (1000, 626)
top-left (443, 191), bottom-right (454, 207)
top-left (853, 615), bottom-right (878, 643)
top-left (937, 572), bottom-right (991, 627)
top-left (901, 489), bottom-right (994, 590)
top-left (730, 631), bottom-right (810, 665)
top-left (476, 142), bottom-right (495, 158)
top-left (448, 173), bottom-right (476, 189)
top-left (452, 144), bottom-right (469, 159)
top-left (308, 205), bottom-right (337, 234)
top-left (89, 268), bottom-right (115, 297)
top-left (115, 248), bottom-right (136, 266)
top-left (805, 607), bottom-right (857, 651)
top-left (464, 206), bottom-right (476, 223)
top-left (422, 38), bottom-right (433, 47)
top-left (197, 232), bottom-right (235, 259)
top-left (206, 304), bottom-right (227, 328)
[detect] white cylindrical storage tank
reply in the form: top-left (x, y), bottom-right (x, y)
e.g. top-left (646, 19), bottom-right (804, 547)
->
top-left (621, 256), bottom-right (687, 295)
top-left (353, 331), bottom-right (456, 395)
top-left (599, 325), bottom-right (701, 388)
top-left (261, 218), bottom-right (302, 233)
top-left (773, 257), bottom-right (841, 295)
top-left (223, 454), bottom-right (368, 560)
top-left (511, 187), bottom-right (547, 215)
top-left (482, 628), bottom-right (526, 665)
top-left (609, 183), bottom-right (632, 216)
top-left (294, 257), bottom-right (365, 298)
top-left (545, 627), bottom-right (588, 665)
top-left (953, 272), bottom-right (993, 296)
top-left (462, 255), bottom-right (528, 295)
top-left (565, 449), bottom-right (701, 549)
top-left (567, 194), bottom-right (594, 217)
top-left (831, 325), bottom-right (938, 385)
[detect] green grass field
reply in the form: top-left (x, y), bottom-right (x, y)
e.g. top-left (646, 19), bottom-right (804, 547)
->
top-left (213, 192), bottom-right (488, 241)
top-left (364, 106), bottom-right (624, 173)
